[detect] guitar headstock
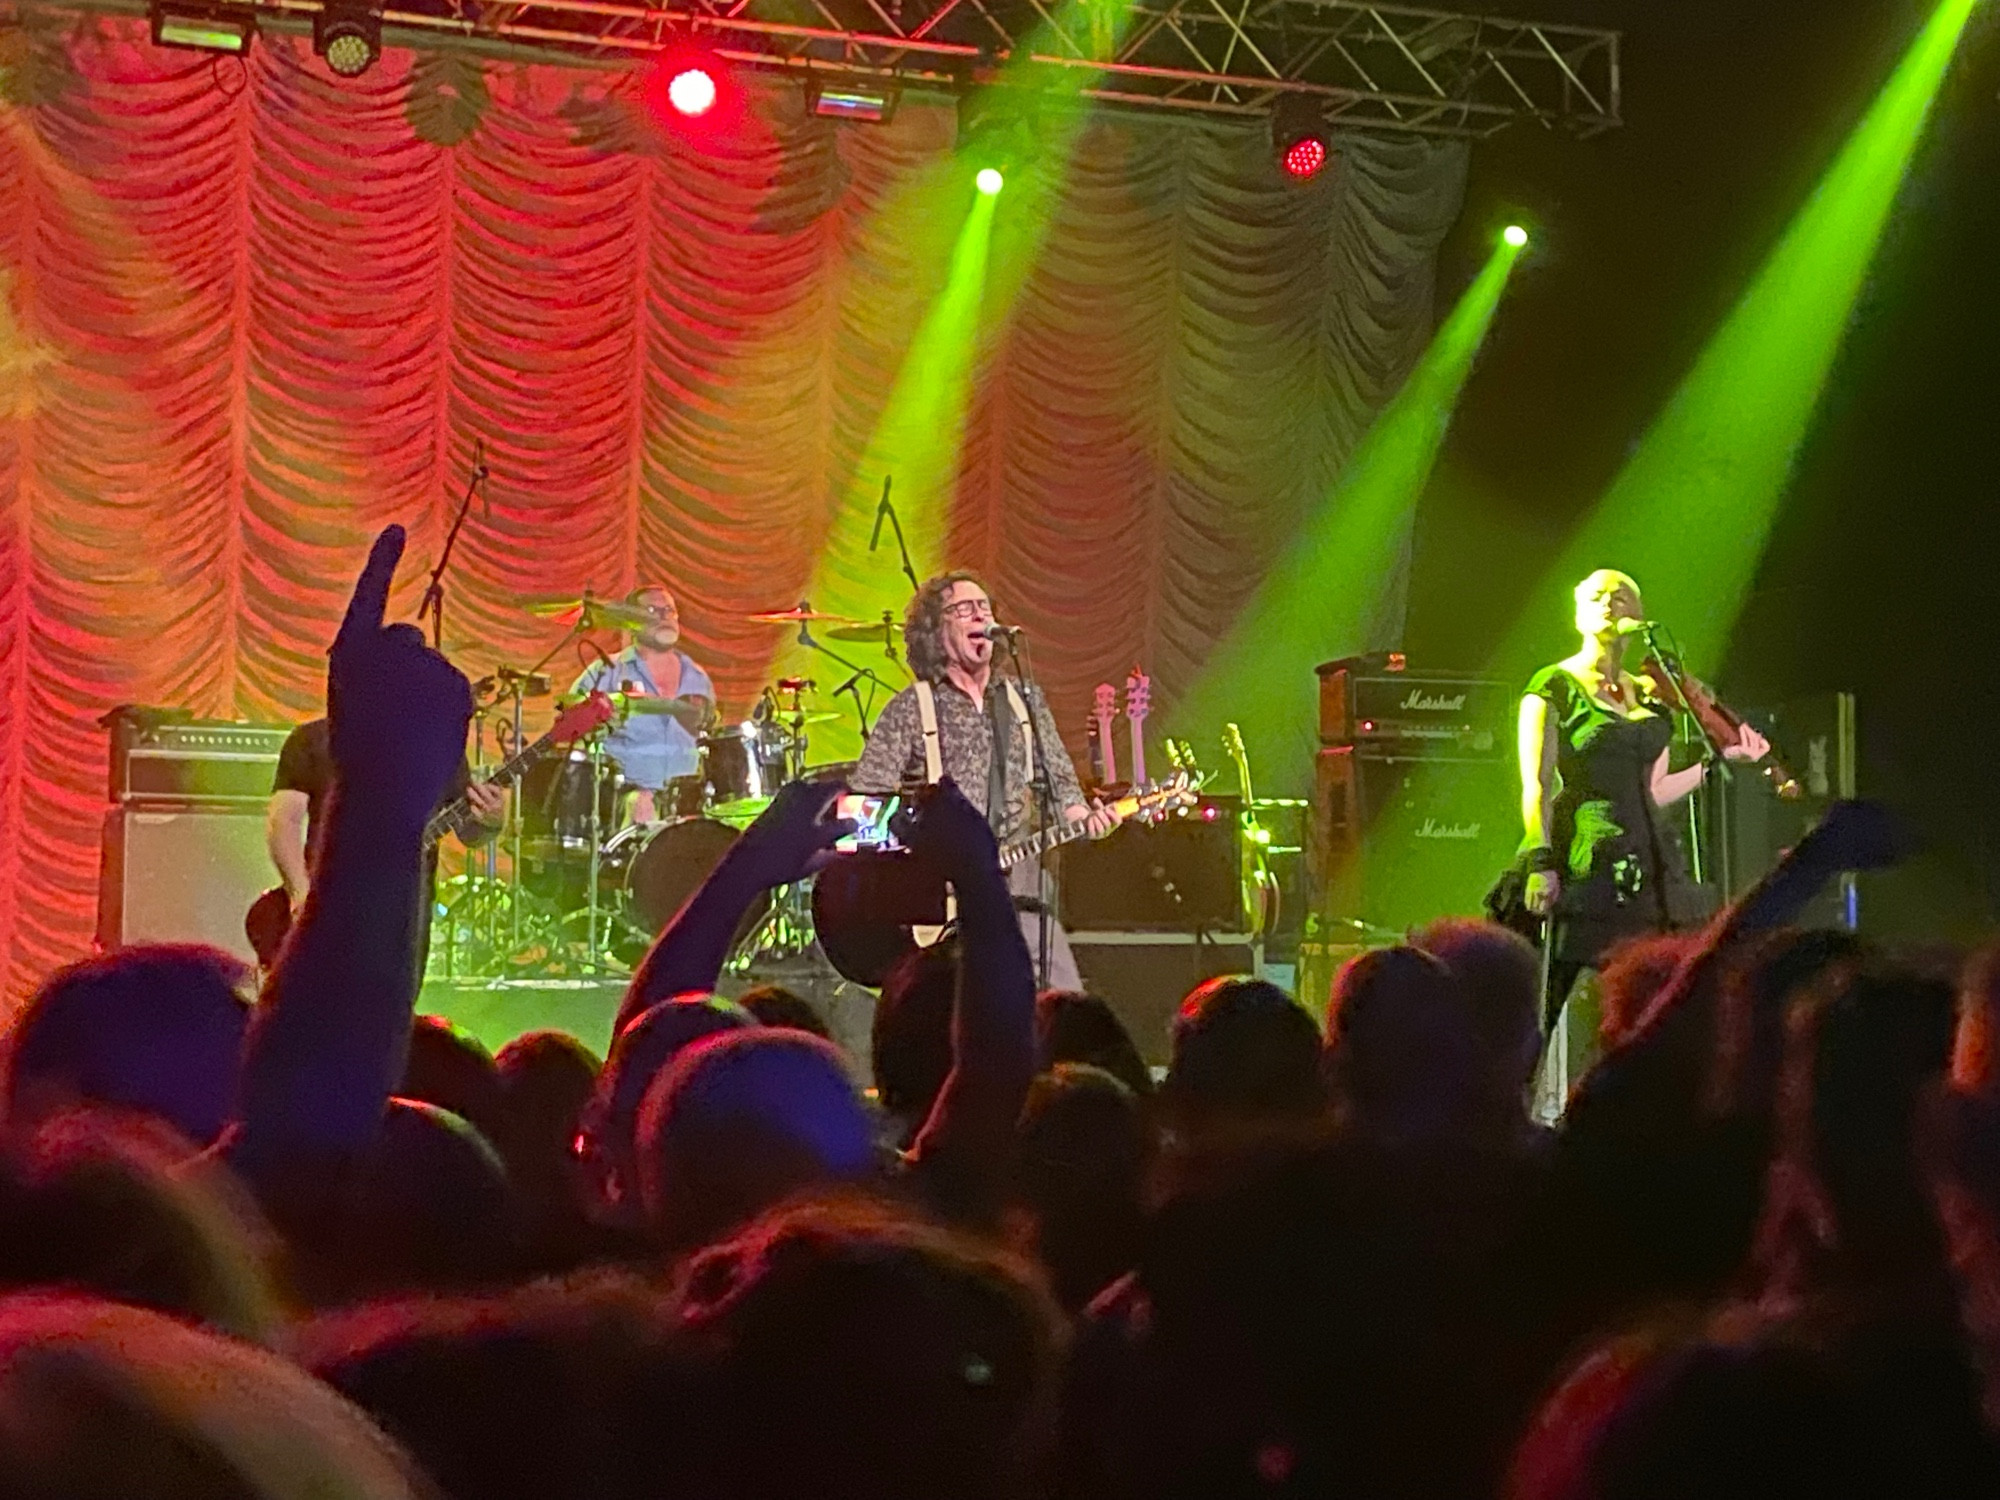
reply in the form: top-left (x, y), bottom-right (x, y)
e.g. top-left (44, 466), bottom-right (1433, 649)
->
top-left (1122, 668), bottom-right (1151, 722)
top-left (1092, 683), bottom-right (1117, 721)
top-left (1127, 770), bottom-right (1202, 825)
top-left (552, 691), bottom-right (618, 743)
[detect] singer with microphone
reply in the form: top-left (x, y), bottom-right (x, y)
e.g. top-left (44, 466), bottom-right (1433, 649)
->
top-left (849, 572), bottom-right (1120, 989)
top-left (1495, 568), bottom-right (1770, 1031)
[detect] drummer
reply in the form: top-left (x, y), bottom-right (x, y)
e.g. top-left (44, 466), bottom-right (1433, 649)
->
top-left (571, 585), bottom-right (715, 824)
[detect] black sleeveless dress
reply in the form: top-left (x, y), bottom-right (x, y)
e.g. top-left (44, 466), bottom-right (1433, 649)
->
top-left (1527, 665), bottom-right (1697, 967)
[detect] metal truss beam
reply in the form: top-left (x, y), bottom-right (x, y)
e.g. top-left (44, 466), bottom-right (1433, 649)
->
top-left (128, 0), bottom-right (1622, 136)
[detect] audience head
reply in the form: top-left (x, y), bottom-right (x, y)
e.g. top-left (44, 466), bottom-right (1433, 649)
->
top-left (4, 943), bottom-right (251, 1146)
top-left (1323, 945), bottom-right (1480, 1148)
top-left (1411, 919), bottom-right (1543, 1138)
top-left (1596, 932), bottom-right (1700, 1049)
top-left (579, 995), bottom-right (754, 1216)
top-left (307, 1271), bottom-right (669, 1500)
top-left (403, 1015), bottom-right (507, 1148)
top-left (492, 1030), bottom-right (601, 1256)
top-left (737, 984), bottom-right (832, 1041)
top-left (311, 1098), bottom-right (517, 1302)
top-left (1013, 1064), bottom-right (1148, 1311)
top-left (873, 939), bottom-right (959, 1135)
top-left (0, 1293), bottom-right (430, 1500)
top-left (636, 1029), bottom-right (877, 1252)
top-left (1035, 990), bottom-right (1154, 1097)
top-left (1163, 976), bottom-right (1324, 1138)
top-left (0, 1111), bottom-right (280, 1343)
top-left (659, 1194), bottom-right (1065, 1500)
top-left (1507, 1307), bottom-right (2000, 1500)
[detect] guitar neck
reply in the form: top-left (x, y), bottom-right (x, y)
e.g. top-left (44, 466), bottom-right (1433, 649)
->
top-left (422, 728), bottom-right (562, 848)
top-left (998, 790), bottom-right (1144, 869)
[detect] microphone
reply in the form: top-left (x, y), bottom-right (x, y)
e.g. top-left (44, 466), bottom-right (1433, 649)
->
top-left (868, 476), bottom-right (892, 552)
top-left (974, 623), bottom-right (1024, 642)
top-left (1614, 617), bottom-right (1660, 637)
top-left (473, 437), bottom-right (490, 517)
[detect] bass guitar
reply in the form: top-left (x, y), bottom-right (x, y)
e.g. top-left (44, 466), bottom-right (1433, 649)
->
top-left (812, 773), bottom-right (1201, 987)
top-left (244, 693), bottom-right (617, 966)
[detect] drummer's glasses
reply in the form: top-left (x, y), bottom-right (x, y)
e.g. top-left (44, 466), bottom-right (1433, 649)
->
top-left (943, 599), bottom-right (994, 622)
top-left (640, 603), bottom-right (676, 620)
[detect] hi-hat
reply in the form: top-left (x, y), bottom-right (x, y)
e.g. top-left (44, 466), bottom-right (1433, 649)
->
top-left (745, 605), bottom-right (861, 625)
top-left (473, 668), bottom-right (551, 698)
top-left (526, 597), bottom-right (650, 631)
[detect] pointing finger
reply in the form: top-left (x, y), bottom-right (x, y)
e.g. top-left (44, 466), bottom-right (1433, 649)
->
top-left (336, 525), bottom-right (406, 652)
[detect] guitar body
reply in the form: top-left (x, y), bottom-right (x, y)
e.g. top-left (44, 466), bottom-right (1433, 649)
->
top-left (811, 777), bottom-right (1198, 987)
top-left (244, 886), bottom-right (293, 969)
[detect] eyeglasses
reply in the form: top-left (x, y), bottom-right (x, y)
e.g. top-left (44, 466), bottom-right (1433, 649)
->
top-left (942, 599), bottom-right (994, 622)
top-left (639, 604), bottom-right (676, 620)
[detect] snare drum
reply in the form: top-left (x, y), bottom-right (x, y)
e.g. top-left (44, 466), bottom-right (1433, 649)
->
top-left (599, 818), bottom-right (770, 941)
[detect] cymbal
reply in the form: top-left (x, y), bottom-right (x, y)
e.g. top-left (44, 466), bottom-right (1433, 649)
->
top-left (775, 711), bottom-right (841, 727)
top-left (826, 616), bottom-right (899, 644)
top-left (526, 597), bottom-right (650, 631)
top-left (616, 694), bottom-right (681, 715)
top-left (745, 605), bottom-right (861, 625)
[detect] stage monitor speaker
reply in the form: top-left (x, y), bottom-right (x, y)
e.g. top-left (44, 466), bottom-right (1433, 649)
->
top-left (1305, 748), bottom-right (1518, 939)
top-left (1070, 932), bottom-right (1259, 1069)
top-left (97, 803), bottom-right (271, 964)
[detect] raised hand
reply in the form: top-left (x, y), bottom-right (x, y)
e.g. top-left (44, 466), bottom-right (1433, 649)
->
top-left (327, 526), bottom-right (473, 834)
top-left (1796, 799), bottom-right (1908, 875)
top-left (728, 779), bottom-right (856, 890)
top-left (905, 777), bottom-right (1000, 875)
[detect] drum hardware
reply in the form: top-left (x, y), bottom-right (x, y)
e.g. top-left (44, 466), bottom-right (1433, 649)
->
top-left (754, 601), bottom-right (904, 742)
top-left (744, 604), bottom-right (864, 625)
top-left (825, 613), bottom-right (900, 650)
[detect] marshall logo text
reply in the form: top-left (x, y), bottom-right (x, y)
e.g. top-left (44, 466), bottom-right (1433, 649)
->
top-left (1399, 689), bottom-right (1468, 714)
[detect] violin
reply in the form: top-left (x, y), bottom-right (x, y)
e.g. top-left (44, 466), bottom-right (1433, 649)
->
top-left (1639, 639), bottom-right (1803, 801)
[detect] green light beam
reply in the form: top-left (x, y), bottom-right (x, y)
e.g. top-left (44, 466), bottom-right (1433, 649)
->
top-left (1491, 0), bottom-right (1978, 681)
top-left (775, 187), bottom-right (1000, 755)
top-left (1170, 233), bottom-right (1526, 780)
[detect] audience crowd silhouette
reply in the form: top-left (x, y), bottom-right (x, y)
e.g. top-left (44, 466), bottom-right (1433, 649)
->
top-left (4, 526), bottom-right (1998, 1498)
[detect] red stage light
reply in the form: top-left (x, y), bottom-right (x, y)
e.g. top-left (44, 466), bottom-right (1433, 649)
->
top-left (667, 66), bottom-right (718, 117)
top-left (1282, 135), bottom-right (1327, 180)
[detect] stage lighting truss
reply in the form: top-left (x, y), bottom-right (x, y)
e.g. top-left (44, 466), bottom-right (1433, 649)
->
top-left (184, 0), bottom-right (1619, 137)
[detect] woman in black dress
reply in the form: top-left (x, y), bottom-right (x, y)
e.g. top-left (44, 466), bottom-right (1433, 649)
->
top-left (1516, 569), bottom-right (1769, 1025)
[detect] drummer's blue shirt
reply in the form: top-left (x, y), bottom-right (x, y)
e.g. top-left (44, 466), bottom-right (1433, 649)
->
top-left (571, 647), bottom-right (714, 790)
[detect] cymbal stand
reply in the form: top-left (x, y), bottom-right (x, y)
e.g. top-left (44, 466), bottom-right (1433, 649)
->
top-left (796, 619), bottom-right (902, 742)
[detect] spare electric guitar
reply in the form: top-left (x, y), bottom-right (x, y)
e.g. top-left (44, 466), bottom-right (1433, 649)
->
top-left (244, 692), bottom-right (616, 967)
top-left (1124, 667), bottom-right (1150, 789)
top-left (1089, 682), bottom-right (1119, 787)
top-left (812, 773), bottom-right (1202, 987)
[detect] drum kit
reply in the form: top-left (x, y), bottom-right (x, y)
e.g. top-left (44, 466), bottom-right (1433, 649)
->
top-left (429, 596), bottom-right (897, 982)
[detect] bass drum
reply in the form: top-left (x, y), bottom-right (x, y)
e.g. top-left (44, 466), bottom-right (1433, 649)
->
top-left (600, 818), bottom-right (769, 944)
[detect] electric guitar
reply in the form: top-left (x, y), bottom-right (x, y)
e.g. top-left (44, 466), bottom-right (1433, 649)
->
top-left (811, 773), bottom-right (1202, 987)
top-left (1089, 682), bottom-right (1119, 786)
top-left (1124, 667), bottom-right (1150, 788)
top-left (244, 693), bottom-right (617, 966)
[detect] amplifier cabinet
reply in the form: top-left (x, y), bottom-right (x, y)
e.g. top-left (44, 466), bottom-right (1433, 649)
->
top-left (97, 803), bottom-right (273, 963)
top-left (1058, 800), bottom-right (1248, 933)
top-left (1305, 748), bottom-right (1518, 939)
top-left (1314, 664), bottom-right (1510, 754)
top-left (103, 707), bottom-right (289, 802)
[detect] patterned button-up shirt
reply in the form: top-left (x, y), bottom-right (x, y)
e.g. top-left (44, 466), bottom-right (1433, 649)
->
top-left (849, 676), bottom-right (1086, 844)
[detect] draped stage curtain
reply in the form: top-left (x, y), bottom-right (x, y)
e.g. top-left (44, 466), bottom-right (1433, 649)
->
top-left (0, 11), bottom-right (1467, 1001)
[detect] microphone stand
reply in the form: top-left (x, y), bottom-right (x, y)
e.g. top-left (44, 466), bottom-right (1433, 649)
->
top-left (997, 630), bottom-right (1057, 989)
top-left (795, 607), bottom-right (904, 742)
top-left (878, 489), bottom-right (922, 595)
top-left (420, 437), bottom-right (489, 651)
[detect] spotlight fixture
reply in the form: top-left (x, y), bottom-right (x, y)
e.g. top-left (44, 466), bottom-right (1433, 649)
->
top-left (1271, 95), bottom-right (1330, 182)
top-left (807, 79), bottom-right (898, 124)
top-left (1503, 224), bottom-right (1529, 249)
top-left (150, 1), bottom-right (255, 56)
top-left (314, 2), bottom-right (381, 79)
top-left (975, 167), bottom-right (1004, 196)
top-left (665, 65), bottom-right (716, 116)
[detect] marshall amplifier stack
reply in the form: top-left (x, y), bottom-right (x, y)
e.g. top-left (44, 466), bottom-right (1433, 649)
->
top-left (1297, 657), bottom-right (1516, 1012)
top-left (96, 707), bottom-right (293, 962)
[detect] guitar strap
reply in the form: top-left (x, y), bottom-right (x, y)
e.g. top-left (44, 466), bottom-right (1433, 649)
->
top-left (912, 679), bottom-right (1034, 802)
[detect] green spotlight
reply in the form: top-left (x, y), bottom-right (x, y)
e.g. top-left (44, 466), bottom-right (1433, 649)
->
top-left (1490, 0), bottom-right (1977, 679)
top-left (975, 167), bottom-right (1004, 196)
top-left (1503, 224), bottom-right (1529, 249)
top-left (1170, 237), bottom-right (1525, 785)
